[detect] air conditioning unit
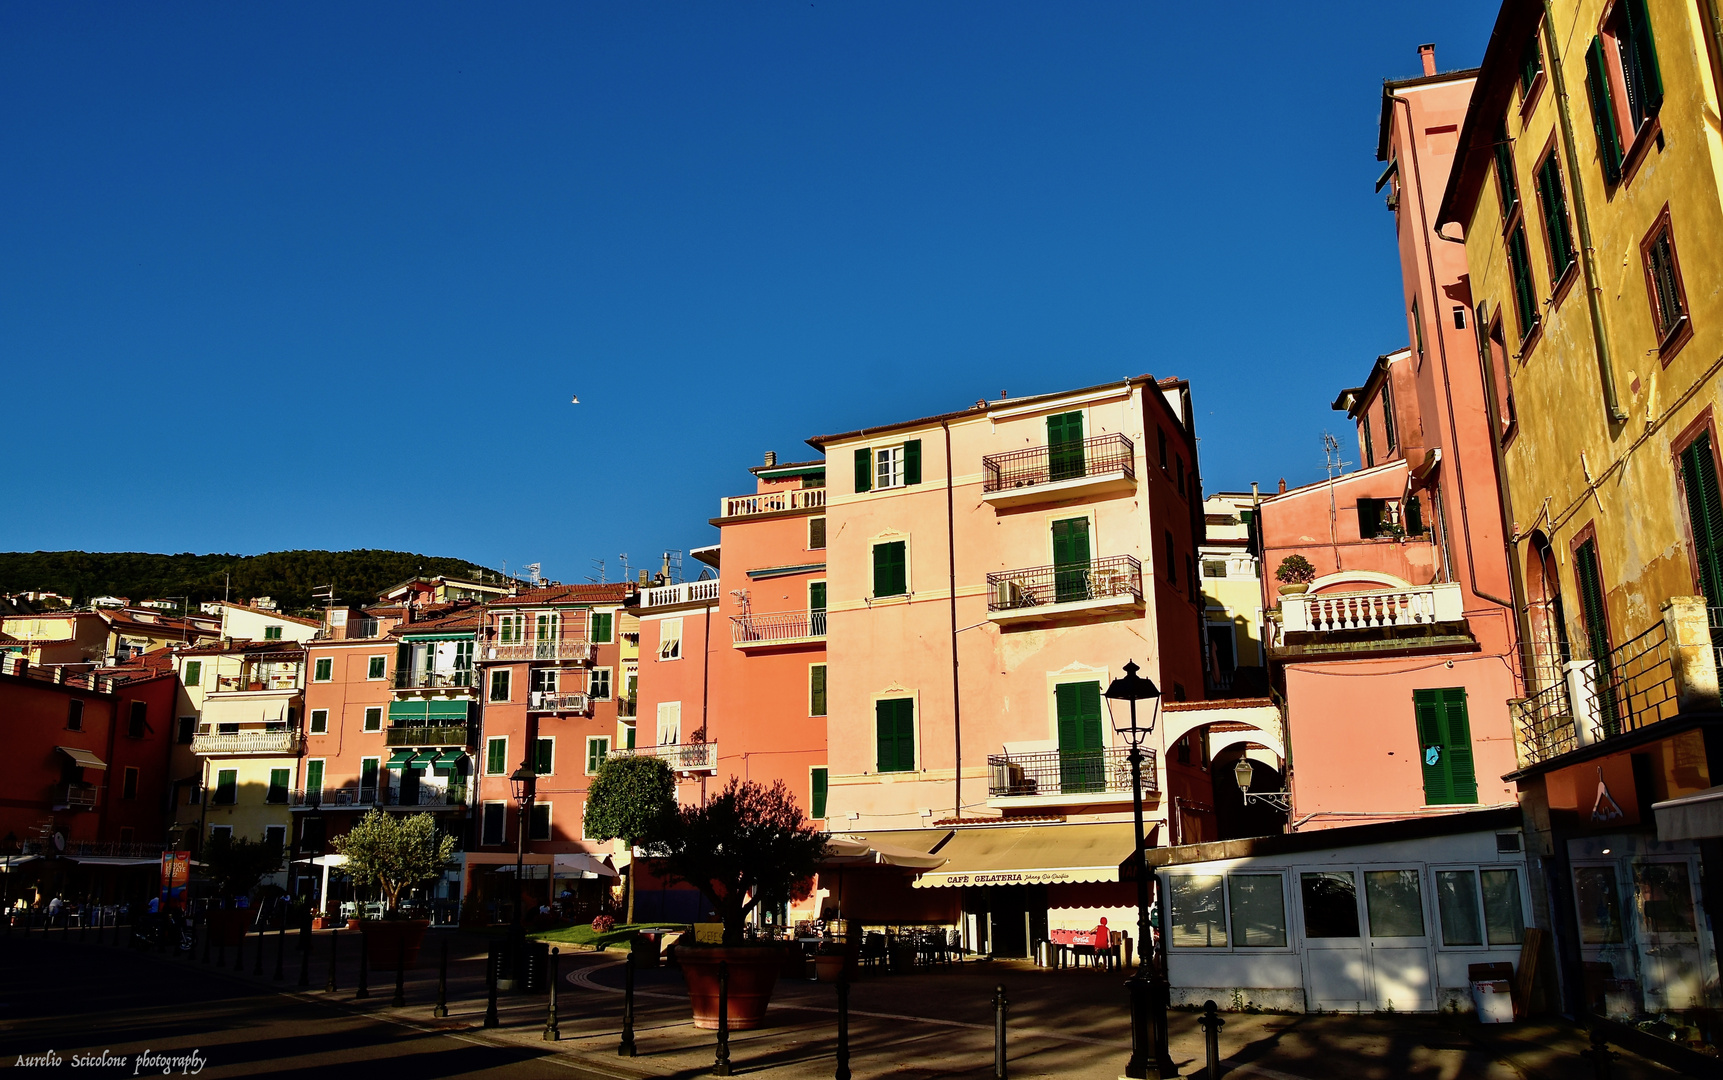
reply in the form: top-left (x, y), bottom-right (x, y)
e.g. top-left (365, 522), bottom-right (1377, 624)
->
top-left (994, 580), bottom-right (1026, 609)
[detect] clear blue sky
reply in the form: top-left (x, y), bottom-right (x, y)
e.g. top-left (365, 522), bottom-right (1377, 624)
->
top-left (1, 2), bottom-right (1497, 582)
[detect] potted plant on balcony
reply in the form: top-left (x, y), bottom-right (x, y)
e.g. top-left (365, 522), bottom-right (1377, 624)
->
top-left (642, 777), bottom-right (827, 1030)
top-left (333, 809), bottom-right (456, 967)
top-left (1275, 554), bottom-right (1316, 596)
top-left (203, 834), bottom-right (284, 945)
top-left (582, 753), bottom-right (677, 924)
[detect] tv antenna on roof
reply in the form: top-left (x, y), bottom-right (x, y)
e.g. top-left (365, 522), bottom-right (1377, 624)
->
top-left (588, 559), bottom-right (606, 584)
top-left (524, 563), bottom-right (542, 586)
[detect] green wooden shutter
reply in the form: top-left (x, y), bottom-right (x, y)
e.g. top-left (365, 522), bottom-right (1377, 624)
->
top-left (1056, 682), bottom-right (1104, 794)
top-left (587, 739), bottom-right (606, 774)
top-left (1413, 690), bottom-right (1452, 805)
top-left (1585, 38), bottom-right (1625, 183)
top-left (810, 664), bottom-right (827, 716)
top-left (811, 768), bottom-right (829, 818)
top-left (1494, 130), bottom-right (1520, 215)
top-left (1623, 0), bottom-right (1663, 113)
top-left (854, 447), bottom-right (872, 493)
top-left (1047, 411), bottom-right (1086, 481)
top-left (306, 759), bottom-right (324, 793)
top-left (1440, 689), bottom-right (1479, 803)
top-left (1679, 435), bottom-right (1723, 609)
top-left (876, 699), bottom-right (913, 772)
top-left (487, 738), bottom-right (506, 775)
top-left (1052, 518), bottom-right (1092, 602)
top-left (1574, 540), bottom-right (1619, 736)
top-left (1537, 156), bottom-right (1574, 274)
top-left (875, 700), bottom-right (895, 771)
top-left (1362, 416), bottom-right (1375, 468)
top-left (536, 737), bottom-right (554, 775)
top-left (903, 439), bottom-right (922, 485)
top-left (873, 541), bottom-right (906, 597)
top-left (809, 581), bottom-right (827, 612)
top-left (1508, 225), bottom-right (1540, 339)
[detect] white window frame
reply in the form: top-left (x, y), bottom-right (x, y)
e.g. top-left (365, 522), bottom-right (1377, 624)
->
top-left (485, 737), bottom-right (509, 776)
top-left (1162, 869), bottom-right (1295, 954)
top-left (210, 825), bottom-right (233, 841)
top-left (309, 708), bottom-right (329, 734)
top-left (529, 800), bottom-right (552, 842)
top-left (875, 444), bottom-right (906, 490)
top-left (659, 618), bottom-right (683, 661)
top-left (359, 756), bottom-right (380, 794)
top-left (264, 824), bottom-right (287, 850)
top-left (590, 609), bottom-right (616, 644)
top-left (535, 735), bottom-right (555, 777)
top-left (589, 667), bottom-right (613, 700)
top-left (489, 668), bottom-right (512, 703)
top-left (531, 667), bottom-right (560, 694)
top-left (312, 657), bottom-right (333, 682)
top-left (363, 706), bottom-right (382, 732)
top-left (366, 655), bottom-right (388, 681)
top-left (1430, 861), bottom-right (1533, 951)
top-left (481, 801), bottom-right (507, 846)
top-left (498, 614), bottom-right (523, 645)
top-left (870, 534), bottom-right (912, 599)
top-left (305, 758), bottom-right (327, 795)
top-left (586, 736), bottom-right (611, 775)
top-left (809, 662), bottom-right (828, 718)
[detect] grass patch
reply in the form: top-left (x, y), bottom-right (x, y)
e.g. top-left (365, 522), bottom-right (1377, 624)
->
top-left (528, 922), bottom-right (687, 950)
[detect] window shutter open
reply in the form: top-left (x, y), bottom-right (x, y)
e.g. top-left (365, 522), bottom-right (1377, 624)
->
top-left (810, 664), bottom-right (827, 716)
top-left (904, 439), bottom-right (922, 485)
top-left (1441, 689), bottom-right (1478, 803)
top-left (811, 768), bottom-right (828, 818)
top-left (854, 448), bottom-right (872, 493)
top-left (1585, 37), bottom-right (1625, 183)
top-left (1680, 435), bottom-right (1723, 609)
top-left (876, 700), bottom-right (895, 771)
top-left (1623, 0), bottom-right (1664, 113)
top-left (1413, 690), bottom-right (1452, 805)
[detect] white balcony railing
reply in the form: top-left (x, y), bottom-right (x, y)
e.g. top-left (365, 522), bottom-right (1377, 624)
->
top-left (1279, 581), bottom-right (1464, 634)
top-left (483, 639), bottom-right (595, 663)
top-left (211, 673), bottom-right (301, 694)
top-left (639, 580), bottom-right (722, 609)
top-left (609, 741), bottom-right (719, 773)
top-left (528, 691), bottom-right (591, 713)
top-left (719, 488), bottom-right (825, 519)
top-left (731, 610), bottom-right (826, 646)
top-left (192, 730), bottom-right (304, 755)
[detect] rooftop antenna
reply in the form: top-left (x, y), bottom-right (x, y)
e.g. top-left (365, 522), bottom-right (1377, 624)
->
top-left (1322, 432), bottom-right (1351, 570)
top-left (524, 563), bottom-right (543, 586)
top-left (663, 550), bottom-right (684, 585)
top-left (312, 584), bottom-right (338, 633)
top-left (588, 559), bottom-right (606, 584)
top-left (618, 553), bottom-right (633, 583)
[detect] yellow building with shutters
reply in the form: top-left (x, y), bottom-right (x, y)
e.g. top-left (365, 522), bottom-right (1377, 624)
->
top-left (1438, 0), bottom-right (1723, 1030)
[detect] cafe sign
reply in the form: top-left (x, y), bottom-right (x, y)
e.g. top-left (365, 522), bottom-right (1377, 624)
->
top-left (914, 866), bottom-right (1120, 889)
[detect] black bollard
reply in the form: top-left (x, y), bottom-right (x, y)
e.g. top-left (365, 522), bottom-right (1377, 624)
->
top-left (433, 937), bottom-right (448, 1018)
top-left (993, 984), bottom-right (1008, 1080)
top-left (274, 922), bottom-right (286, 980)
top-left (393, 938), bottom-right (406, 1008)
top-left (619, 951), bottom-right (637, 1057)
top-left (326, 928), bottom-right (339, 993)
top-left (483, 943), bottom-right (500, 1028)
top-left (1583, 1025), bottom-right (1618, 1080)
top-left (253, 921), bottom-right (265, 975)
top-left (298, 922), bottom-right (312, 988)
top-left (713, 960), bottom-right (732, 1076)
top-left (356, 931), bottom-right (371, 999)
top-left (835, 974), bottom-right (852, 1080)
top-left (1199, 999), bottom-right (1225, 1080)
top-left (543, 947), bottom-right (560, 1041)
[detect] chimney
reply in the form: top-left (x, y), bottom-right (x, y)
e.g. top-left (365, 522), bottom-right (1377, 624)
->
top-left (764, 451), bottom-right (777, 467)
top-left (1278, 478), bottom-right (1287, 494)
top-left (1419, 43), bottom-right (1437, 77)
top-left (402, 604), bottom-right (414, 626)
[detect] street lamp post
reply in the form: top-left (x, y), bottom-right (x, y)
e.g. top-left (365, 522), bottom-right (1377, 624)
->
top-left (507, 758), bottom-right (538, 989)
top-left (1104, 660), bottom-right (1175, 1080)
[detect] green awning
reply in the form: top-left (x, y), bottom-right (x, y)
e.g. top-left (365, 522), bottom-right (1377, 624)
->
top-left (388, 700), bottom-right (469, 724)
top-left (386, 749), bottom-right (420, 768)
top-left (431, 749), bottom-right (466, 768)
top-left (399, 632), bottom-right (476, 642)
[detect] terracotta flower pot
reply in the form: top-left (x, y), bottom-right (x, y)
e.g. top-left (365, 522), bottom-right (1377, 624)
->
top-left (311, 917), bottom-right (330, 930)
top-left (1277, 582), bottom-right (1310, 596)
top-left (360, 918), bottom-right (430, 968)
top-left (678, 945), bottom-right (783, 1030)
top-left (346, 918), bottom-right (363, 931)
top-left (813, 954), bottom-right (846, 982)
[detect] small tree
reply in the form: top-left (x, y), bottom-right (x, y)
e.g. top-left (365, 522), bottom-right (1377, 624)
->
top-left (1275, 554), bottom-right (1316, 585)
top-left (583, 754), bottom-right (676, 923)
top-left (203, 834), bottom-right (284, 900)
top-left (333, 811), bottom-right (456, 916)
top-left (645, 777), bottom-right (826, 946)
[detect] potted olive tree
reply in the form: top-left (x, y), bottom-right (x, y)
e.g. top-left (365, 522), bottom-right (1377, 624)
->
top-left (582, 753), bottom-right (677, 925)
top-left (644, 777), bottom-right (826, 1030)
top-left (1275, 554), bottom-right (1316, 596)
top-left (203, 834), bottom-right (283, 945)
top-left (333, 810), bottom-right (455, 967)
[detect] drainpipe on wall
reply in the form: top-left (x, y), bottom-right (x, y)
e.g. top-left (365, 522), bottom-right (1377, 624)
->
top-left (1540, 0), bottom-right (1627, 425)
top-left (1474, 299), bottom-right (1536, 694)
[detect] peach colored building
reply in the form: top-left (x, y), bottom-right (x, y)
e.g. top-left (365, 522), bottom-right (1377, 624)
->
top-left (1256, 50), bottom-right (1522, 832)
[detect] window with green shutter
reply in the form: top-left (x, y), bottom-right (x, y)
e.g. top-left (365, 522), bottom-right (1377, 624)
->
top-left (486, 737), bottom-right (508, 775)
top-left (854, 447), bottom-right (872, 493)
top-left (809, 516), bottom-right (827, 549)
top-left (1585, 37), bottom-right (1626, 184)
top-left (1679, 434), bottom-right (1723, 610)
top-left (1051, 517), bottom-right (1091, 603)
top-left (810, 664), bottom-right (827, 717)
top-left (1507, 222), bottom-right (1540, 342)
top-left (590, 612), bottom-right (613, 643)
top-left (1519, 29), bottom-right (1543, 95)
top-left (1574, 539), bottom-right (1619, 735)
top-left (535, 737), bottom-right (554, 776)
top-left (873, 540), bottom-right (907, 598)
top-left (305, 759), bottom-right (325, 796)
top-left (1413, 688), bottom-right (1478, 806)
top-left (264, 626), bottom-right (283, 641)
top-left (368, 655), bottom-right (387, 680)
top-left (1535, 152), bottom-right (1576, 280)
top-left (267, 768), bottom-right (290, 804)
top-left (1047, 411), bottom-right (1086, 481)
top-left (313, 657), bottom-right (333, 682)
top-left (1382, 380), bottom-right (1396, 449)
top-left (215, 769), bottom-right (238, 805)
top-left (1494, 123), bottom-right (1520, 215)
top-left (903, 439), bottom-right (922, 485)
top-left (1055, 682), bottom-right (1104, 794)
top-left (586, 737), bottom-right (609, 774)
top-left (875, 698), bottom-right (914, 772)
top-left (811, 767), bottom-right (829, 818)
top-left (184, 660), bottom-right (201, 687)
top-left (489, 669), bottom-right (511, 702)
top-left (1362, 415), bottom-right (1375, 469)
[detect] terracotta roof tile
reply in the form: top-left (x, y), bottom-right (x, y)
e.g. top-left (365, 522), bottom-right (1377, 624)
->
top-left (487, 583), bottom-right (634, 608)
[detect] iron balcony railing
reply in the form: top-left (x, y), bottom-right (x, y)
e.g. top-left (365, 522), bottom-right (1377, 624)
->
top-left (211, 671), bottom-right (302, 693)
top-left (616, 696), bottom-right (639, 718)
top-left (720, 488), bottom-right (827, 518)
top-left (483, 639), bottom-right (595, 663)
top-left (60, 783), bottom-right (98, 808)
top-left (986, 747), bottom-right (1154, 799)
top-left (192, 730), bottom-right (304, 755)
top-left (982, 433), bottom-right (1135, 494)
top-left (610, 741), bottom-right (719, 773)
top-left (393, 669), bottom-right (474, 690)
top-left (639, 580), bottom-right (722, 609)
top-left (380, 786), bottom-right (467, 808)
top-left (987, 554), bottom-right (1143, 612)
top-left (385, 724), bottom-right (471, 747)
top-left (731, 610), bottom-right (826, 645)
top-left (1513, 677), bottom-right (1577, 768)
top-left (1511, 619), bottom-right (1679, 768)
top-left (527, 692), bottom-right (591, 713)
top-left (292, 785), bottom-right (381, 809)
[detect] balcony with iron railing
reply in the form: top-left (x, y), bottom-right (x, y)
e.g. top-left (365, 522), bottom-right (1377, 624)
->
top-left (616, 695), bottom-right (638, 718)
top-left (292, 784), bottom-right (467, 809)
top-left (209, 669), bottom-right (302, 695)
top-left (528, 691), bottom-right (591, 714)
top-left (380, 785), bottom-right (468, 809)
top-left (481, 639), bottom-right (596, 664)
top-left (192, 729), bottom-right (304, 755)
top-left (981, 433), bottom-right (1136, 508)
top-left (609, 741), bottom-right (719, 773)
top-left (638, 580), bottom-right (722, 610)
top-left (731, 610), bottom-right (826, 648)
top-left (393, 669), bottom-right (474, 691)
top-left (385, 724), bottom-right (472, 747)
top-left (719, 487), bottom-right (826, 519)
top-left (986, 747), bottom-right (1154, 807)
top-left (58, 782), bottom-right (98, 809)
top-left (986, 555), bottom-right (1143, 624)
top-left (292, 785), bottom-right (380, 809)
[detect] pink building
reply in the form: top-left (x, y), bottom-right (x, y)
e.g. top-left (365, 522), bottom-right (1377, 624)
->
top-left (1257, 48), bottom-right (1522, 831)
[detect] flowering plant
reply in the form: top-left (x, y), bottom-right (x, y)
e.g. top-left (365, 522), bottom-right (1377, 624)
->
top-left (591, 914), bottom-right (616, 933)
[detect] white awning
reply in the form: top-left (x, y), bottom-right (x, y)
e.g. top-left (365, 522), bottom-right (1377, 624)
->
top-left (912, 822), bottom-right (1139, 889)
top-left (1653, 785), bottom-right (1723, 841)
top-left (552, 854), bottom-right (618, 879)
top-left (57, 746), bottom-right (108, 770)
top-left (68, 857), bottom-right (162, 867)
top-left (824, 834), bottom-right (950, 870)
top-left (0, 855), bottom-right (40, 872)
top-left (291, 853), bottom-right (348, 868)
